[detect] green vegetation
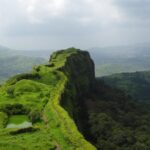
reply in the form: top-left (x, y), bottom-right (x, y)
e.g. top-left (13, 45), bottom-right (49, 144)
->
top-left (1, 47), bottom-right (150, 150)
top-left (0, 55), bottom-right (45, 84)
top-left (101, 71), bottom-right (150, 103)
top-left (90, 46), bottom-right (150, 77)
top-left (95, 64), bottom-right (144, 77)
top-left (82, 80), bottom-right (150, 150)
top-left (0, 48), bottom-right (96, 150)
top-left (7, 115), bottom-right (30, 125)
top-left (0, 112), bottom-right (8, 128)
top-left (6, 115), bottom-right (32, 129)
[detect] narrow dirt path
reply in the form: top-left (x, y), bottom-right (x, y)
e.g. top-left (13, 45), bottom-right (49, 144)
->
top-left (55, 142), bottom-right (61, 150)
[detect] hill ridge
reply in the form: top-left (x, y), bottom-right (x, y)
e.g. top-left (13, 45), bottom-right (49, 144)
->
top-left (0, 48), bottom-right (96, 150)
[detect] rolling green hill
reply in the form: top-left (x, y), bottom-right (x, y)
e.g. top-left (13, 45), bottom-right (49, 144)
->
top-left (89, 45), bottom-right (150, 77)
top-left (101, 71), bottom-right (150, 103)
top-left (0, 45), bottom-right (46, 84)
top-left (95, 63), bottom-right (144, 77)
top-left (0, 56), bottom-right (45, 84)
top-left (0, 48), bottom-right (96, 150)
top-left (2, 44), bottom-right (150, 83)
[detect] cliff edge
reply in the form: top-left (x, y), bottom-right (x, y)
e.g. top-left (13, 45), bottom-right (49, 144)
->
top-left (0, 48), bottom-right (96, 150)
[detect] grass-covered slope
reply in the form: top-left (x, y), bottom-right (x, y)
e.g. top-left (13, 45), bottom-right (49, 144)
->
top-left (101, 71), bottom-right (150, 103)
top-left (0, 55), bottom-right (45, 84)
top-left (0, 48), bottom-right (96, 150)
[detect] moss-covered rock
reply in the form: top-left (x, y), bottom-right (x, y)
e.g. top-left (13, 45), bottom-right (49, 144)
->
top-left (0, 48), bottom-right (96, 150)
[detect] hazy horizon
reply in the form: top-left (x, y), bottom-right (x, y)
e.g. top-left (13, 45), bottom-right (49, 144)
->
top-left (0, 0), bottom-right (150, 50)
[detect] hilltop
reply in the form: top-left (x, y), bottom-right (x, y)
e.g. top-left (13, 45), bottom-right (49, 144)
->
top-left (0, 48), bottom-right (150, 150)
top-left (0, 48), bottom-right (96, 150)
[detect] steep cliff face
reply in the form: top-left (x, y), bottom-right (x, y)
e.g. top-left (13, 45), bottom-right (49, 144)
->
top-left (50, 48), bottom-right (95, 115)
top-left (50, 48), bottom-right (96, 133)
top-left (0, 48), bottom-right (96, 150)
top-left (58, 50), bottom-right (95, 94)
top-left (50, 48), bottom-right (95, 92)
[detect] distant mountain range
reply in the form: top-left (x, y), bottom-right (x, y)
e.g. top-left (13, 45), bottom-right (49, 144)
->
top-left (0, 45), bottom-right (46, 84)
top-left (0, 45), bottom-right (53, 59)
top-left (88, 44), bottom-right (150, 76)
top-left (1, 43), bottom-right (150, 83)
top-left (101, 70), bottom-right (150, 103)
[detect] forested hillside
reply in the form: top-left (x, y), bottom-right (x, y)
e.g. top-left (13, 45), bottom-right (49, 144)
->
top-left (82, 79), bottom-right (150, 150)
top-left (101, 71), bottom-right (150, 103)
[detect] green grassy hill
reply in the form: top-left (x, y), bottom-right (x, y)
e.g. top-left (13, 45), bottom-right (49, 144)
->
top-left (0, 56), bottom-right (45, 84)
top-left (0, 48), bottom-right (96, 150)
top-left (0, 45), bottom-right (47, 84)
top-left (1, 48), bottom-right (150, 150)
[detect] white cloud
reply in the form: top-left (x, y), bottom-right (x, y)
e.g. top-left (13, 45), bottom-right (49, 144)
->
top-left (84, 0), bottom-right (121, 22)
top-left (17, 0), bottom-right (67, 23)
top-left (0, 0), bottom-right (149, 49)
top-left (13, 0), bottom-right (121, 25)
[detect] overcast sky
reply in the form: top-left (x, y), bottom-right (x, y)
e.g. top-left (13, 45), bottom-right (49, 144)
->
top-left (0, 0), bottom-right (150, 50)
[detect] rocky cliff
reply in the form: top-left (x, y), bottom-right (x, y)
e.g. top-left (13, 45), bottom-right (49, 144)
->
top-left (0, 48), bottom-right (96, 150)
